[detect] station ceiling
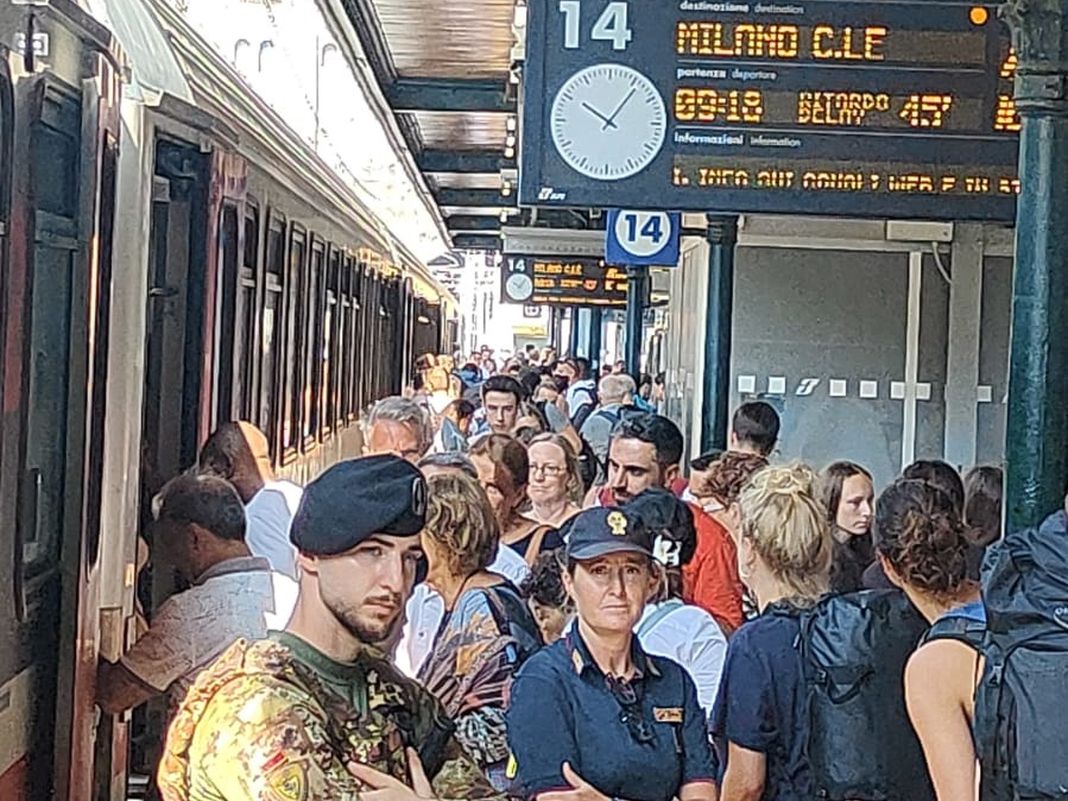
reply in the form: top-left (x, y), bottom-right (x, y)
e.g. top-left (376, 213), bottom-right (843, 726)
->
top-left (329, 0), bottom-right (522, 251)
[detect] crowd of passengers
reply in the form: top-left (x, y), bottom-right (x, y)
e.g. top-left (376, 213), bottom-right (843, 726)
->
top-left (96, 343), bottom-right (1067, 801)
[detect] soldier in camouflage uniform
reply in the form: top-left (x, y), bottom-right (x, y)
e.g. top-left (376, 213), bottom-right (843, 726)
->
top-left (158, 455), bottom-right (504, 801)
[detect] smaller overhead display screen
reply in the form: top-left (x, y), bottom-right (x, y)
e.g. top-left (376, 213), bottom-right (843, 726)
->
top-left (501, 256), bottom-right (630, 307)
top-left (520, 0), bottom-right (1020, 221)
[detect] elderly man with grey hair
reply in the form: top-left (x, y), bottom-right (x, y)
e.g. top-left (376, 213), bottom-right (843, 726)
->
top-left (579, 373), bottom-right (638, 483)
top-left (363, 396), bottom-right (433, 464)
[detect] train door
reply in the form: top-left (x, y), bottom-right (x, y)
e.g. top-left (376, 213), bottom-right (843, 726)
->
top-left (130, 137), bottom-right (211, 782)
top-left (0, 10), bottom-right (121, 799)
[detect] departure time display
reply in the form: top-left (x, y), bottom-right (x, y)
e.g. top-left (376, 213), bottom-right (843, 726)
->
top-left (520, 0), bottom-right (1020, 221)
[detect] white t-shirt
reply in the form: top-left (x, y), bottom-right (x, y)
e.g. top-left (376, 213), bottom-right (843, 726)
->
top-left (121, 557), bottom-right (298, 712)
top-left (394, 545), bottom-right (531, 678)
top-left (636, 600), bottom-right (728, 718)
top-left (245, 479), bottom-right (303, 579)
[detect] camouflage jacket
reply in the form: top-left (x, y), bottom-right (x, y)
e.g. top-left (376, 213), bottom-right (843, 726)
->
top-left (158, 632), bottom-right (504, 801)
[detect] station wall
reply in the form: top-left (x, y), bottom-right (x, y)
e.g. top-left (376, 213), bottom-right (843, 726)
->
top-left (663, 220), bottom-right (1011, 489)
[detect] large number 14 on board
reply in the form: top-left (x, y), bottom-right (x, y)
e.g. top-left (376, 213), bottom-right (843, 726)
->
top-left (560, 1), bottom-right (634, 51)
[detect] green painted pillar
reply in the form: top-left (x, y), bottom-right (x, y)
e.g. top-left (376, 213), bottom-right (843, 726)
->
top-left (625, 266), bottom-right (648, 380)
top-left (700, 215), bottom-right (738, 454)
top-left (1003, 0), bottom-right (1068, 531)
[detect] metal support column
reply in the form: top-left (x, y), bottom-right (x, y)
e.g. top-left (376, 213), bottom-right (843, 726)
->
top-left (568, 307), bottom-right (582, 357)
top-left (1003, 0), bottom-right (1068, 531)
top-left (588, 308), bottom-right (603, 373)
top-left (625, 266), bottom-right (648, 379)
top-left (700, 215), bottom-right (738, 454)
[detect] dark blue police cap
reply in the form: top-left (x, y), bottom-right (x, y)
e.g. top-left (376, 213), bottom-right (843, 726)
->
top-left (290, 454), bottom-right (427, 555)
top-left (565, 507), bottom-right (652, 561)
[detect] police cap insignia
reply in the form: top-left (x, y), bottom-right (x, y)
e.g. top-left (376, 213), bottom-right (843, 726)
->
top-left (606, 511), bottom-right (628, 537)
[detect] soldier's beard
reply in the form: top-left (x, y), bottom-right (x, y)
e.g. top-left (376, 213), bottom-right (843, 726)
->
top-left (323, 594), bottom-right (402, 645)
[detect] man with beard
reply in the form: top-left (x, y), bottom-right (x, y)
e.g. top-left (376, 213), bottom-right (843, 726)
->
top-left (157, 455), bottom-right (502, 801)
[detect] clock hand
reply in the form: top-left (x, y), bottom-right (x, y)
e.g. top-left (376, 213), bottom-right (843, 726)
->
top-left (601, 88), bottom-right (637, 130)
top-left (581, 101), bottom-right (619, 130)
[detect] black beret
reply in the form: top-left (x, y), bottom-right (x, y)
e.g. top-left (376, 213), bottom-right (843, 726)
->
top-left (290, 455), bottom-right (427, 555)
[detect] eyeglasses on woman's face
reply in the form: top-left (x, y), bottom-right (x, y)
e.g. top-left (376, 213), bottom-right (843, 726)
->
top-left (530, 463), bottom-right (565, 479)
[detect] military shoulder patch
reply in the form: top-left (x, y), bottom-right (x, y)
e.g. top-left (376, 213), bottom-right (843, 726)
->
top-left (653, 707), bottom-right (683, 723)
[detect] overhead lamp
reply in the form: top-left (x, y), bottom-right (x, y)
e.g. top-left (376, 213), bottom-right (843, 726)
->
top-left (500, 210), bottom-right (510, 223)
top-left (506, 116), bottom-right (517, 132)
top-left (505, 145), bottom-right (516, 159)
top-left (506, 133), bottom-right (517, 148)
top-left (501, 182), bottom-right (513, 197)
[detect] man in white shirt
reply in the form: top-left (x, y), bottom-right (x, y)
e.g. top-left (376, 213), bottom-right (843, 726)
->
top-left (97, 473), bottom-right (297, 718)
top-left (199, 421), bottom-right (302, 579)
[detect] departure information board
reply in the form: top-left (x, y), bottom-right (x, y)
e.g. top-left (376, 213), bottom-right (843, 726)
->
top-left (520, 0), bottom-right (1019, 220)
top-left (501, 256), bottom-right (630, 306)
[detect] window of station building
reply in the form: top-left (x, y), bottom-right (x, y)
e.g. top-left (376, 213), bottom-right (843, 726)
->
top-left (322, 247), bottom-right (341, 436)
top-left (236, 204), bottom-right (260, 421)
top-left (282, 224), bottom-right (307, 460)
top-left (261, 212), bottom-right (286, 455)
top-left (302, 238), bottom-right (324, 446)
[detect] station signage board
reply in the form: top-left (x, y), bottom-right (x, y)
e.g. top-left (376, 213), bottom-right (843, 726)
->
top-left (501, 255), bottom-right (630, 307)
top-left (520, 0), bottom-right (1019, 221)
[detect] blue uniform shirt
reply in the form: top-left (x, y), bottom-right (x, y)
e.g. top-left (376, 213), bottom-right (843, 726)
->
top-left (507, 629), bottom-right (715, 801)
top-left (710, 612), bottom-right (810, 801)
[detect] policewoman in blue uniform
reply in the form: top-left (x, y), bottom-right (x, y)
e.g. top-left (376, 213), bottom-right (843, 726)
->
top-left (506, 507), bottom-right (716, 801)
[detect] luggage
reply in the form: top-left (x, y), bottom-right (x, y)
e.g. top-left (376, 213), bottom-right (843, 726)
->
top-left (974, 519), bottom-right (1068, 801)
top-left (779, 590), bottom-right (934, 801)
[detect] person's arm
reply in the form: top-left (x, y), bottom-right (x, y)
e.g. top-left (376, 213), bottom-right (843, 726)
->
top-left (100, 597), bottom-right (193, 715)
top-left (904, 641), bottom-right (980, 801)
top-left (166, 678), bottom-right (366, 801)
top-left (506, 671), bottom-right (580, 797)
top-left (96, 660), bottom-right (158, 715)
top-left (719, 743), bottom-right (765, 801)
top-left (678, 668), bottom-right (719, 798)
top-left (690, 529), bottom-right (744, 634)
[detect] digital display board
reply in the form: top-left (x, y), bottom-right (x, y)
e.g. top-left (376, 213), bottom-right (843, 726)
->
top-left (520, 0), bottom-right (1019, 220)
top-left (501, 256), bottom-right (630, 306)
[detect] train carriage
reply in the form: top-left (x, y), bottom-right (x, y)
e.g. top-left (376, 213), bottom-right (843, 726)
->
top-left (0, 1), bottom-right (458, 799)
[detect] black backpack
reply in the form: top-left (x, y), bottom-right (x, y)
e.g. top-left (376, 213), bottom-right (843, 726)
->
top-left (776, 590), bottom-right (934, 801)
top-left (969, 521), bottom-right (1068, 801)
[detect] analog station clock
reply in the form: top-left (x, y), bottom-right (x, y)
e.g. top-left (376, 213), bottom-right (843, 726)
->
top-left (505, 271), bottom-right (534, 302)
top-left (550, 63), bottom-right (667, 181)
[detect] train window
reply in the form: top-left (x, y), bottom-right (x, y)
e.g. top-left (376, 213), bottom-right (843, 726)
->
top-left (235, 205), bottom-right (260, 420)
top-left (302, 240), bottom-right (324, 446)
top-left (21, 89), bottom-right (82, 581)
top-left (215, 203), bottom-right (240, 423)
top-left (282, 225), bottom-right (306, 458)
top-left (322, 248), bottom-right (341, 436)
top-left (260, 213), bottom-right (286, 453)
top-left (339, 258), bottom-right (353, 422)
top-left (0, 63), bottom-right (10, 236)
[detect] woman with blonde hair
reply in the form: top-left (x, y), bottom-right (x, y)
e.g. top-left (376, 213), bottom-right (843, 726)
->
top-left (417, 472), bottom-right (541, 789)
top-left (711, 464), bottom-right (833, 801)
top-left (526, 432), bottom-right (582, 527)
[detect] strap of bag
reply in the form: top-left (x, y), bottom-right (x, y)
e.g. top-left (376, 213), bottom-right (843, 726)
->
top-left (524, 525), bottom-right (554, 567)
top-left (636, 599), bottom-right (686, 638)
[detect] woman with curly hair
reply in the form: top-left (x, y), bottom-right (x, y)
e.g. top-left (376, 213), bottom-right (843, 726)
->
top-left (416, 472), bottom-right (542, 789)
top-left (874, 479), bottom-right (984, 801)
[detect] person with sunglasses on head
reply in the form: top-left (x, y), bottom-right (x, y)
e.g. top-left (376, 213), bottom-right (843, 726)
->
top-left (506, 508), bottom-right (716, 801)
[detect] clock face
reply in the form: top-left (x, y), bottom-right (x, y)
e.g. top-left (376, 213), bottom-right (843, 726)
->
top-left (550, 64), bottom-right (667, 181)
top-left (506, 272), bottom-right (534, 302)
